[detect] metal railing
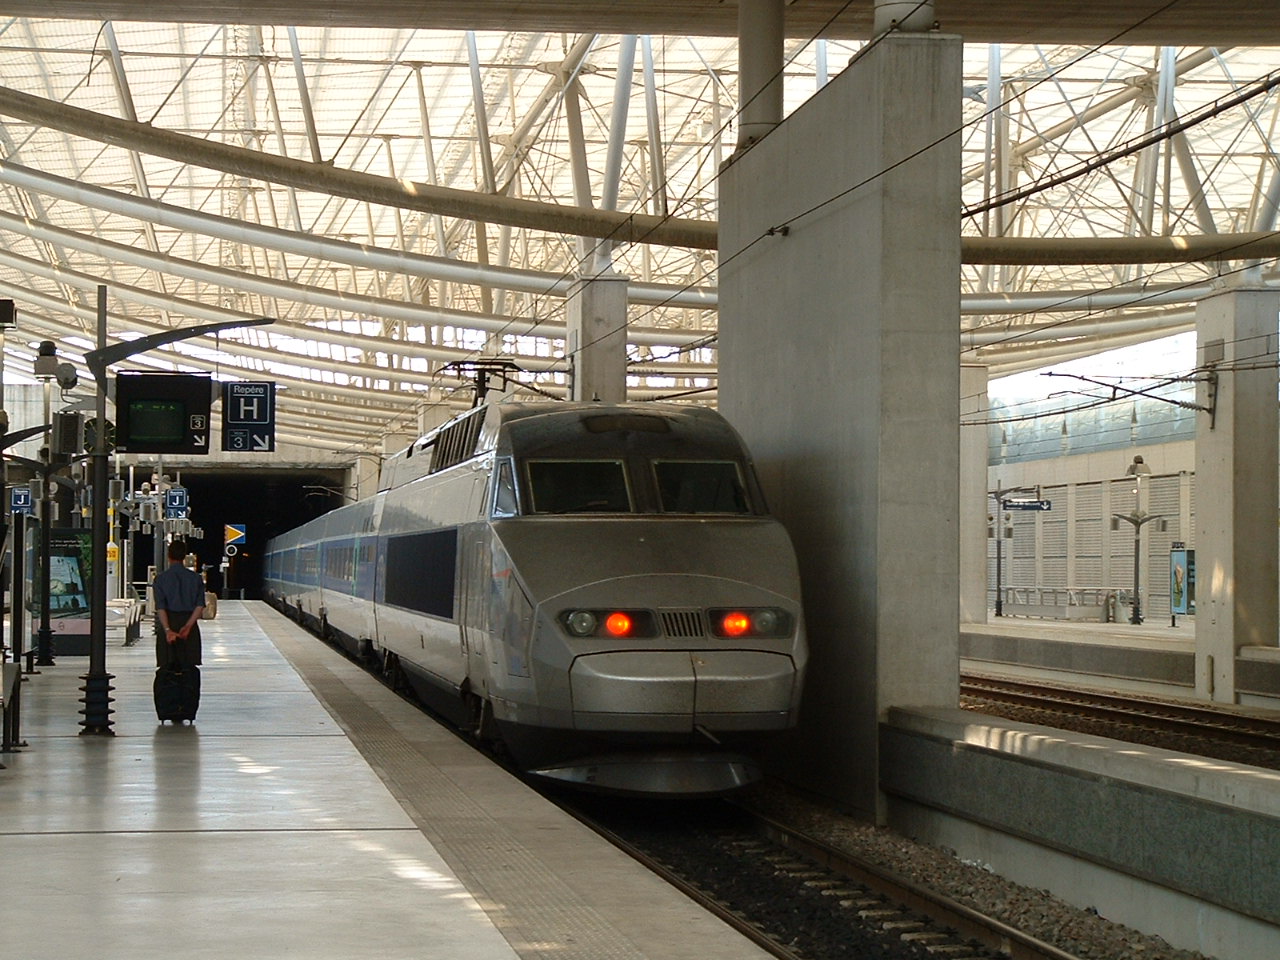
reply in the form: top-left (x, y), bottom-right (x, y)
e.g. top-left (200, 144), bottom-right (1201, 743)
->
top-left (999, 587), bottom-right (1115, 621)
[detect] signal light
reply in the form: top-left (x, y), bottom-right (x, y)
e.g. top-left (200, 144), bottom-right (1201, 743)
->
top-left (605, 612), bottom-right (633, 636)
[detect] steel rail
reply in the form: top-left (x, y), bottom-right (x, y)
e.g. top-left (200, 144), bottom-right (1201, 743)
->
top-left (741, 807), bottom-right (1085, 960)
top-left (960, 674), bottom-right (1280, 752)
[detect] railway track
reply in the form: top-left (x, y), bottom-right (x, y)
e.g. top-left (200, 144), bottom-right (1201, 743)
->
top-left (556, 794), bottom-right (1083, 960)
top-left (960, 673), bottom-right (1280, 767)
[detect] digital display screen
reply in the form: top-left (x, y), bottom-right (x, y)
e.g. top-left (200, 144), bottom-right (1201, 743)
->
top-left (127, 399), bottom-right (186, 444)
top-left (114, 373), bottom-right (210, 454)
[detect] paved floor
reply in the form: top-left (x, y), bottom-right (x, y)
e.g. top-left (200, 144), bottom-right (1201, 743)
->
top-left (0, 601), bottom-right (770, 960)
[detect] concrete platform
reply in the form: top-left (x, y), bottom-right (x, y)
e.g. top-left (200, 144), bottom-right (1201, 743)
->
top-left (0, 601), bottom-right (772, 960)
top-left (962, 616), bottom-right (1280, 704)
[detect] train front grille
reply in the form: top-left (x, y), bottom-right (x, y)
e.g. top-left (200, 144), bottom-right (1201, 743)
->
top-left (661, 609), bottom-right (705, 638)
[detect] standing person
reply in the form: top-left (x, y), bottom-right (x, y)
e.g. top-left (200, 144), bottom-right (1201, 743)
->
top-left (153, 538), bottom-right (206, 672)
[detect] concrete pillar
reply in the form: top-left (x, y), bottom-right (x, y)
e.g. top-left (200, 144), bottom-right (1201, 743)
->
top-left (1194, 287), bottom-right (1280, 702)
top-left (566, 272), bottom-right (629, 403)
top-left (718, 33), bottom-right (961, 819)
top-left (736, 0), bottom-right (784, 149)
top-left (961, 364), bottom-right (989, 623)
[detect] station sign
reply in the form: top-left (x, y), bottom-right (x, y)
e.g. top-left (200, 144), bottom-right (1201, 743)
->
top-left (225, 523), bottom-right (246, 557)
top-left (1002, 499), bottom-right (1052, 511)
top-left (10, 486), bottom-right (32, 515)
top-left (115, 373), bottom-right (212, 455)
top-left (222, 381), bottom-right (276, 452)
top-left (164, 486), bottom-right (189, 519)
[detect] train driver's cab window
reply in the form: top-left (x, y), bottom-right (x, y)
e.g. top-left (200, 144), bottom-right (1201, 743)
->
top-left (526, 460), bottom-right (632, 514)
top-left (654, 460), bottom-right (750, 514)
top-left (492, 460), bottom-right (519, 518)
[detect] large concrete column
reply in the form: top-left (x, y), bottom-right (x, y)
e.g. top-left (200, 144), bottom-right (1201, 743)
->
top-left (566, 272), bottom-right (629, 402)
top-left (1194, 286), bottom-right (1280, 702)
top-left (719, 33), bottom-right (961, 819)
top-left (736, 0), bottom-right (784, 149)
top-left (961, 365), bottom-right (990, 623)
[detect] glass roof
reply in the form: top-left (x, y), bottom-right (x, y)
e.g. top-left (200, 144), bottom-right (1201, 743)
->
top-left (0, 19), bottom-right (1275, 456)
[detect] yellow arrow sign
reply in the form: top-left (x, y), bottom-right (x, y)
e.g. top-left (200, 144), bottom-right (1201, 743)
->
top-left (225, 524), bottom-right (246, 545)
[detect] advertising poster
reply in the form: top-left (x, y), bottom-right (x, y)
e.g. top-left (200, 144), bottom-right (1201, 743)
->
top-left (1170, 547), bottom-right (1195, 616)
top-left (29, 527), bottom-right (94, 650)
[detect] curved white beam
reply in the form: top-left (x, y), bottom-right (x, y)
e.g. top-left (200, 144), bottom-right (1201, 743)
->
top-left (0, 244), bottom-right (568, 374)
top-left (0, 207), bottom-right (712, 348)
top-left (0, 280), bottom-right (450, 400)
top-left (963, 232), bottom-right (1280, 264)
top-left (0, 85), bottom-right (719, 249)
top-left (0, 158), bottom-right (718, 310)
top-left (7, 103), bottom-right (1278, 280)
top-left (960, 308), bottom-right (1193, 349)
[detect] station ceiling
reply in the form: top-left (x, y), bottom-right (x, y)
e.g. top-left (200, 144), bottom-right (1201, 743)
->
top-left (0, 6), bottom-right (1275, 461)
top-left (3, 2), bottom-right (1275, 45)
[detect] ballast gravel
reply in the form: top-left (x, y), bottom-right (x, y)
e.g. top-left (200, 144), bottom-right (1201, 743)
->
top-left (740, 781), bottom-right (1212, 960)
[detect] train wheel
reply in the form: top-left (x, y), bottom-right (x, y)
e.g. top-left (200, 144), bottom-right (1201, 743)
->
top-left (382, 652), bottom-right (409, 695)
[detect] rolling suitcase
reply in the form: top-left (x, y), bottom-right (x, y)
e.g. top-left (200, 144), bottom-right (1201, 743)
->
top-left (154, 661), bottom-right (200, 723)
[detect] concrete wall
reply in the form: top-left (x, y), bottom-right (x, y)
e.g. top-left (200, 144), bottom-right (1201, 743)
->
top-left (718, 34), bottom-right (962, 818)
top-left (883, 707), bottom-right (1280, 959)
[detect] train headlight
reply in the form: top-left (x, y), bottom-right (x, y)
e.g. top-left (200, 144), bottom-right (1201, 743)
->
top-left (709, 607), bottom-right (792, 639)
top-left (559, 608), bottom-right (657, 638)
top-left (751, 609), bottom-right (780, 634)
top-left (566, 610), bottom-right (598, 636)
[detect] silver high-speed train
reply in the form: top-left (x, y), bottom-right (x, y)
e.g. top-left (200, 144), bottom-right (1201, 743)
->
top-left (264, 399), bottom-right (807, 795)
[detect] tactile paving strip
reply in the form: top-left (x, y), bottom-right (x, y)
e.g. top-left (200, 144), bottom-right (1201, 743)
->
top-left (251, 607), bottom-right (649, 960)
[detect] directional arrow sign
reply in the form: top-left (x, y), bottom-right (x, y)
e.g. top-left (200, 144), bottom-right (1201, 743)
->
top-left (225, 523), bottom-right (246, 545)
top-left (222, 381), bottom-right (276, 452)
top-left (165, 486), bottom-right (189, 519)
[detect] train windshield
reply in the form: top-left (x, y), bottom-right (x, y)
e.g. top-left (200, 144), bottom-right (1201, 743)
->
top-left (654, 460), bottom-right (751, 514)
top-left (527, 460), bottom-right (633, 513)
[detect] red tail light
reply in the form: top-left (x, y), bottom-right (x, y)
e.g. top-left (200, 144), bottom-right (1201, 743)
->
top-left (709, 607), bottom-right (793, 639)
top-left (560, 608), bottom-right (657, 638)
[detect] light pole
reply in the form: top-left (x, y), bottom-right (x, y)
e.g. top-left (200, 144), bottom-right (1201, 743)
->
top-left (1112, 455), bottom-right (1164, 625)
top-left (32, 341), bottom-right (59, 665)
top-left (989, 481), bottom-right (1036, 616)
top-left (79, 296), bottom-right (274, 735)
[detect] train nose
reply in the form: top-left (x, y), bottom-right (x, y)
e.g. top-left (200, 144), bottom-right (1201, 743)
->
top-left (568, 648), bottom-right (798, 733)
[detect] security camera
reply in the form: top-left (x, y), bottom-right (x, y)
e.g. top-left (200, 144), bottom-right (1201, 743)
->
top-left (55, 362), bottom-right (78, 390)
top-left (33, 340), bottom-right (58, 380)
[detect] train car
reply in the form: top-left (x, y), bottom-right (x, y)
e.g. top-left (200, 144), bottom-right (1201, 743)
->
top-left (265, 399), bottom-right (807, 795)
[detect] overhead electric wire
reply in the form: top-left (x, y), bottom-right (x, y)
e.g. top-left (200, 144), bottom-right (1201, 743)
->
top-left (568, 0), bottom-right (1207, 368)
top-left (9, 4), bottom-right (1264, 455)
top-left (964, 65), bottom-right (1280, 219)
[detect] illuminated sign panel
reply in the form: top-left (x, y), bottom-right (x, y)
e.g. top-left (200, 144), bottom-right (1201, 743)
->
top-left (114, 373), bottom-right (212, 454)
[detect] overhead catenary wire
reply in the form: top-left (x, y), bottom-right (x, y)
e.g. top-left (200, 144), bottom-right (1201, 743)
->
top-left (568, 0), bottom-right (1208, 367)
top-left (4, 7), bottom-right (1259, 456)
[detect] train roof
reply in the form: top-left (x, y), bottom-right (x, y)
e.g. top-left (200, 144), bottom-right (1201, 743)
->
top-left (378, 400), bottom-right (748, 492)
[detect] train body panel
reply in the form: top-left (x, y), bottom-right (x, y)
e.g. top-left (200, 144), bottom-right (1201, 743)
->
top-left (265, 400), bottom-right (807, 796)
